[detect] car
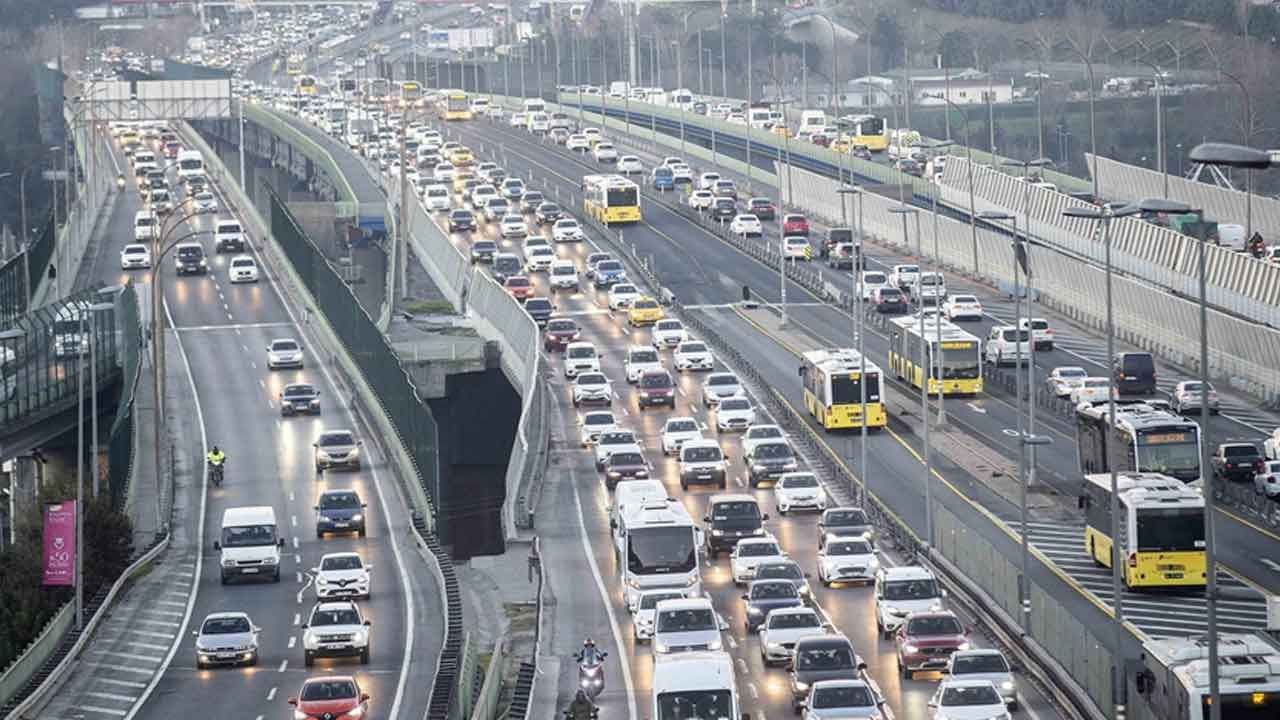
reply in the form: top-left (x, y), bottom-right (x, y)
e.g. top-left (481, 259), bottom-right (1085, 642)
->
top-left (433, 162), bottom-right (456, 181)
top-left (1070, 377), bottom-right (1114, 405)
top-left (469, 184), bottom-right (498, 210)
top-left (702, 372), bottom-right (743, 406)
top-left (713, 180), bottom-right (738, 200)
top-left (523, 234), bottom-right (552, 254)
top-left (746, 440), bottom-right (799, 488)
top-left (1212, 442), bottom-right (1264, 482)
top-left (192, 191), bottom-right (218, 213)
top-left (858, 271), bottom-right (889, 301)
top-left (120, 243), bottom-right (152, 270)
top-left (627, 297), bottom-right (664, 326)
top-left (287, 676), bottom-right (370, 720)
top-left (710, 197), bottom-right (737, 221)
top-left (651, 597), bottom-right (722, 655)
top-left (314, 429), bottom-right (362, 471)
top-left (984, 325), bottom-right (1031, 367)
top-left (790, 635), bottom-right (866, 713)
top-left (572, 371), bottom-right (613, 407)
top-left (651, 166), bottom-right (675, 190)
top-left (551, 218), bottom-right (586, 243)
top-left (743, 579), bottom-right (803, 632)
top-left (889, 264), bottom-right (920, 290)
top-left (500, 214), bottom-right (530, 240)
top-left (566, 133), bottom-right (590, 151)
top-left (651, 319), bottom-right (688, 349)
top-left (688, 190), bottom-right (714, 210)
top-left (942, 294), bottom-right (983, 321)
top-left (1045, 366), bottom-right (1089, 398)
top-left (523, 297), bottom-right (554, 327)
top-left (636, 369), bottom-right (677, 409)
top-left (593, 142), bottom-right (619, 162)
top-left (1019, 317), bottom-right (1054, 350)
top-left (1173, 380), bottom-right (1221, 415)
top-left (946, 649), bottom-right (1018, 709)
top-left (783, 236), bottom-right (813, 260)
top-left (715, 396), bottom-right (756, 432)
top-left (697, 172), bottom-right (722, 190)
top-left (602, 448), bottom-right (649, 488)
top-left (799, 679), bottom-right (885, 719)
top-left (774, 472), bottom-right (827, 514)
top-left (475, 162), bottom-right (500, 180)
top-left (447, 208), bottom-right (475, 232)
top-left (267, 338), bottom-right (304, 369)
top-left (730, 536), bottom-right (787, 585)
top-left (228, 255), bottom-right (259, 283)
top-left (617, 155), bottom-right (643, 174)
top-left (1255, 460), bottom-right (1280, 499)
top-left (818, 507), bottom-right (874, 547)
top-left (174, 242), bottom-right (207, 275)
top-left (624, 345), bottom-right (663, 383)
top-left (280, 382), bottom-right (321, 416)
top-left (520, 191), bottom-right (546, 212)
top-left (631, 589), bottom-right (687, 643)
top-left (747, 197), bottom-right (776, 220)
top-left (594, 430), bottom-right (641, 470)
top-left (759, 607), bottom-right (825, 667)
top-left (313, 552), bottom-right (371, 600)
top-left (606, 283), bottom-right (641, 311)
top-left (673, 340), bottom-right (714, 372)
top-left (548, 259), bottom-right (579, 290)
top-left (536, 202), bottom-right (564, 224)
top-left (470, 239), bottom-right (498, 264)
top-left (661, 417), bottom-right (703, 455)
top-left (592, 259), bottom-right (627, 286)
top-left (563, 341), bottom-right (601, 378)
top-left (875, 566), bottom-right (945, 638)
top-left (500, 178), bottom-right (525, 200)
top-left (782, 213), bottom-right (810, 236)
top-left (729, 214), bottom-right (763, 236)
top-left (447, 147), bottom-right (474, 166)
top-left (817, 535), bottom-right (879, 586)
top-left (483, 197), bottom-right (511, 221)
top-left (754, 559), bottom-right (813, 600)
top-left (578, 410), bottom-right (617, 447)
top-left (928, 680), bottom-right (1010, 720)
top-left (194, 612), bottom-right (260, 669)
top-left (302, 601), bottom-right (371, 666)
top-left (1113, 351), bottom-right (1158, 395)
top-left (677, 438), bottom-right (728, 489)
top-left (584, 253), bottom-right (612, 278)
top-left (543, 317), bottom-right (580, 350)
top-left (423, 183), bottom-right (452, 210)
top-left (549, 127), bottom-right (571, 144)
top-left (508, 112), bottom-right (529, 128)
top-left (314, 489), bottom-right (365, 538)
top-left (504, 275), bottom-right (535, 301)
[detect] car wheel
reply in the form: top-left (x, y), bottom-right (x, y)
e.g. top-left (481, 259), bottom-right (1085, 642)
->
top-left (777, 506), bottom-right (787, 516)
top-left (272, 569), bottom-right (281, 582)
top-left (360, 648), bottom-right (370, 664)
top-left (304, 652), bottom-right (315, 667)
top-left (680, 478), bottom-right (688, 490)
top-left (358, 527), bottom-right (366, 538)
top-left (196, 659), bottom-right (206, 670)
top-left (899, 661), bottom-right (911, 679)
top-left (316, 529), bottom-right (324, 539)
top-left (718, 476), bottom-right (727, 489)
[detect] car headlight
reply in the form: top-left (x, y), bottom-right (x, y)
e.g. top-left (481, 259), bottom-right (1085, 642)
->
top-left (957, 641), bottom-right (971, 651)
top-left (221, 557), bottom-right (235, 567)
top-left (347, 706), bottom-right (364, 719)
top-left (867, 557), bottom-right (880, 569)
top-left (607, 471), bottom-right (620, 478)
top-left (793, 680), bottom-right (809, 692)
top-left (317, 576), bottom-right (329, 585)
top-left (711, 529), bottom-right (724, 536)
top-left (903, 644), bottom-right (919, 653)
top-left (625, 576), bottom-right (641, 589)
top-left (350, 514), bottom-right (363, 523)
top-left (747, 606), bottom-right (763, 616)
top-left (654, 642), bottom-right (669, 653)
top-left (1001, 681), bottom-right (1014, 691)
top-left (293, 711), bottom-right (308, 720)
top-left (784, 460), bottom-right (799, 471)
top-left (752, 464), bottom-right (766, 473)
top-left (304, 633), bottom-right (318, 649)
top-left (348, 447), bottom-right (360, 459)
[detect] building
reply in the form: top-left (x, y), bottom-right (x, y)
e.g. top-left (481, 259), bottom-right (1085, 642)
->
top-left (840, 69), bottom-right (1015, 109)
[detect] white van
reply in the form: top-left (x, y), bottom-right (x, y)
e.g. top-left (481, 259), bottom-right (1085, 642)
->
top-left (747, 107), bottom-right (772, 130)
top-left (215, 220), bottom-right (246, 253)
top-left (797, 110), bottom-right (827, 139)
top-left (1218, 223), bottom-right (1246, 251)
top-left (527, 112), bottom-right (550, 134)
top-left (522, 98), bottom-right (546, 114)
top-left (176, 149), bottom-right (205, 180)
top-left (134, 210), bottom-right (157, 242)
top-left (213, 506), bottom-right (284, 584)
top-left (913, 271), bottom-right (947, 305)
top-left (652, 651), bottom-right (745, 719)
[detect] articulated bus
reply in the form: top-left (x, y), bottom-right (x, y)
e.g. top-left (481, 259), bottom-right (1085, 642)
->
top-left (297, 74), bottom-right (319, 95)
top-left (583, 174), bottom-right (641, 224)
top-left (1137, 632), bottom-right (1280, 720)
top-left (1078, 472), bottom-right (1205, 589)
top-left (798, 348), bottom-right (887, 431)
top-left (839, 114), bottom-right (888, 152)
top-left (286, 53), bottom-right (304, 76)
top-left (443, 91), bottom-right (472, 120)
top-left (888, 317), bottom-right (983, 395)
top-left (399, 80), bottom-right (423, 107)
top-left (1076, 401), bottom-right (1202, 483)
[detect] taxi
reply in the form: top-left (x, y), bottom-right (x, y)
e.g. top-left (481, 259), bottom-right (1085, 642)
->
top-left (627, 296), bottom-right (664, 326)
top-left (772, 124), bottom-right (794, 139)
top-left (452, 169), bottom-right (476, 193)
top-left (447, 146), bottom-right (474, 166)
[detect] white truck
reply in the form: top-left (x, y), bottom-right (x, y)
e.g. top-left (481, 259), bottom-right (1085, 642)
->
top-left (887, 128), bottom-right (922, 160)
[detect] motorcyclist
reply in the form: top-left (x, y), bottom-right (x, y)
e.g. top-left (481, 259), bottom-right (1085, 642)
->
top-left (1249, 232), bottom-right (1266, 259)
top-left (206, 446), bottom-right (226, 467)
top-left (575, 638), bottom-right (605, 666)
top-left (565, 690), bottom-right (596, 720)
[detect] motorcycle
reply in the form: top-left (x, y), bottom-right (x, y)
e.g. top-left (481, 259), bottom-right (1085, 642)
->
top-left (563, 710), bottom-right (599, 720)
top-left (208, 459), bottom-right (225, 487)
top-left (577, 649), bottom-right (607, 700)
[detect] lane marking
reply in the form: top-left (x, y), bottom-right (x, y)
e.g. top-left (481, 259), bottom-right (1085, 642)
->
top-left (288, 636), bottom-right (297, 649)
top-left (278, 660), bottom-right (288, 673)
top-left (267, 688), bottom-right (278, 702)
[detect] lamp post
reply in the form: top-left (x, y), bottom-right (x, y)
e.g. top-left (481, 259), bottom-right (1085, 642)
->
top-left (0, 328), bottom-right (25, 548)
top-left (924, 93), bottom-right (979, 276)
top-left (1216, 71), bottom-right (1254, 245)
top-left (927, 139), bottom-right (956, 424)
top-left (1135, 61), bottom-right (1170, 197)
top-left (773, 95), bottom-right (796, 328)
top-left (812, 13), bottom-right (839, 113)
top-left (923, 25), bottom-right (950, 140)
top-left (1063, 44), bottom-right (1099, 201)
top-left (1016, 38), bottom-right (1050, 162)
top-left (839, 185), bottom-right (867, 506)
top-left (87, 291), bottom-right (117, 499)
top-left (890, 205), bottom-right (931, 549)
top-left (1064, 200), bottom-right (1140, 719)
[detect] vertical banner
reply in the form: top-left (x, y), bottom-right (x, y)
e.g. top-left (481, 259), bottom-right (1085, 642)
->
top-left (42, 501), bottom-right (76, 586)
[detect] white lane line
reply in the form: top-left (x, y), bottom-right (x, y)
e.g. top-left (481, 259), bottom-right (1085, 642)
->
top-left (294, 613), bottom-right (301, 626)
top-left (291, 514), bottom-right (298, 527)
top-left (267, 687), bottom-right (278, 702)
top-left (175, 321), bottom-right (296, 332)
top-left (82, 664), bottom-right (154, 677)
top-left (114, 640), bottom-right (172, 651)
top-left (95, 678), bottom-right (148, 689)
top-left (88, 650), bottom-right (161, 664)
top-left (72, 705), bottom-right (128, 717)
top-left (288, 636), bottom-right (297, 649)
top-left (86, 692), bottom-right (138, 703)
top-left (133, 618), bottom-right (181, 628)
top-left (142, 609), bottom-right (186, 618)
top-left (278, 660), bottom-right (289, 673)
top-left (156, 599), bottom-right (187, 607)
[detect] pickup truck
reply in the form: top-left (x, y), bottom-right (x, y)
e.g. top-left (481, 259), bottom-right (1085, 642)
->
top-left (1211, 443), bottom-right (1264, 482)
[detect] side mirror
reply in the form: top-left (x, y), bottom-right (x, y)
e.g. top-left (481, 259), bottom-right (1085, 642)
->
top-left (741, 594), bottom-right (749, 600)
top-left (1077, 495), bottom-right (1088, 510)
top-left (761, 514), bottom-right (769, 522)
top-left (278, 538), bottom-right (285, 548)
top-left (362, 503), bottom-right (368, 508)
top-left (311, 567), bottom-right (320, 574)
top-left (364, 620), bottom-right (372, 626)
top-left (300, 623), bottom-right (309, 629)
top-left (857, 660), bottom-right (868, 670)
top-left (928, 701), bottom-right (938, 708)
top-left (191, 630), bottom-right (200, 636)
top-left (703, 516), bottom-right (711, 523)
top-left (360, 693), bottom-right (370, 702)
top-left (964, 628), bottom-right (971, 636)
top-left (288, 698), bottom-right (298, 707)
top-left (213, 541), bottom-right (221, 551)
top-left (313, 505), bottom-right (320, 511)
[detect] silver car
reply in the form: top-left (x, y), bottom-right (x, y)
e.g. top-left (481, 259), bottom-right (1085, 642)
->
top-left (266, 338), bottom-right (304, 370)
top-left (194, 611), bottom-right (260, 668)
top-left (800, 679), bottom-right (885, 719)
top-left (313, 429), bottom-right (362, 471)
top-left (945, 649), bottom-right (1018, 709)
top-left (1172, 380), bottom-right (1220, 415)
top-left (702, 372), bottom-right (743, 406)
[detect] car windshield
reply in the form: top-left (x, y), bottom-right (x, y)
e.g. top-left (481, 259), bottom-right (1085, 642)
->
top-left (756, 443), bottom-right (793, 459)
top-left (680, 343), bottom-right (707, 353)
top-left (719, 398), bottom-right (750, 411)
top-left (813, 685), bottom-right (875, 709)
top-left (319, 492), bottom-right (360, 510)
top-left (748, 427), bottom-right (783, 440)
top-left (548, 320), bottom-right (576, 331)
top-left (232, 258), bottom-right (255, 268)
top-left (474, 242), bottom-right (496, 251)
top-left (203, 616), bottom-right (251, 634)
top-left (583, 414), bottom-right (614, 427)
top-left (221, 523), bottom-right (276, 547)
top-left (768, 611), bottom-right (819, 630)
top-left (1058, 368), bottom-right (1087, 379)
top-left (781, 475), bottom-right (818, 489)
top-left (708, 375), bottom-right (737, 387)
top-left (634, 300), bottom-right (657, 310)
top-left (797, 645), bottom-right (855, 670)
top-left (630, 349), bottom-right (658, 363)
top-left (739, 542), bottom-right (780, 557)
top-left (321, 555), bottom-right (363, 571)
top-left (640, 592), bottom-right (685, 610)
top-left (640, 374), bottom-right (672, 389)
top-left (683, 446), bottom-right (721, 462)
top-left (311, 607), bottom-right (360, 626)
top-left (953, 654), bottom-right (1010, 674)
top-left (668, 420), bottom-right (698, 433)
top-left (940, 685), bottom-right (1002, 706)
top-left (568, 346), bottom-right (595, 359)
top-left (610, 452), bottom-right (643, 466)
top-left (614, 285), bottom-right (637, 295)
top-left (272, 340), bottom-right (299, 352)
top-left (599, 432), bottom-right (634, 445)
top-left (657, 608), bottom-right (715, 632)
top-left (883, 578), bottom-right (939, 600)
top-left (507, 278), bottom-right (529, 287)
top-left (301, 680), bottom-right (358, 701)
top-left (656, 321), bottom-right (682, 331)
top-left (578, 374), bottom-right (607, 386)
top-left (751, 581), bottom-right (797, 599)
top-left (828, 539), bottom-right (873, 555)
top-left (598, 261), bottom-right (622, 272)
top-left (451, 210), bottom-right (471, 219)
top-left (319, 432), bottom-right (354, 446)
top-left (907, 615), bottom-right (963, 635)
top-left (756, 563), bottom-right (803, 581)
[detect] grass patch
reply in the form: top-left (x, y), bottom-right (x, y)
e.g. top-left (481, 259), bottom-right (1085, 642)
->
top-left (401, 298), bottom-right (456, 315)
top-left (503, 602), bottom-right (537, 634)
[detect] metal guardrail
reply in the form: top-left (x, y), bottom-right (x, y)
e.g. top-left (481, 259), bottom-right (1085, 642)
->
top-left (468, 640), bottom-right (507, 720)
top-left (241, 102), bottom-right (360, 217)
top-left (0, 605), bottom-right (73, 708)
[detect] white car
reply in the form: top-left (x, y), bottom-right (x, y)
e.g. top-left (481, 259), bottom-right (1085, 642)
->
top-left (617, 155), bottom-right (643, 174)
top-left (302, 600), bottom-right (371, 666)
top-left (742, 424), bottom-right (785, 457)
top-left (652, 598), bottom-right (723, 655)
top-left (660, 417), bottom-right (703, 455)
top-left (525, 246), bottom-right (556, 272)
top-left (593, 142), bottom-right (619, 162)
top-left (572, 372), bottom-right (613, 407)
top-left (1070, 377), bottom-right (1114, 405)
top-left (594, 430), bottom-right (641, 469)
top-left (432, 162), bottom-right (456, 181)
top-left (758, 607), bottom-right (825, 667)
top-left (651, 319), bottom-right (688, 349)
top-left (942, 294), bottom-right (983, 321)
top-left (773, 472), bottom-right (827, 514)
top-left (1172, 379), bottom-right (1220, 415)
top-left (782, 236), bottom-right (811, 260)
top-left (563, 341), bottom-right (601, 378)
top-left (582, 127), bottom-right (602, 144)
top-left (1019, 317), bottom-right (1055, 350)
top-left (623, 345), bottom-right (663, 383)
top-left (523, 235), bottom-right (551, 254)
top-left (670, 163), bottom-right (693, 183)
top-left (192, 191), bottom-right (218, 213)
top-left (486, 106), bottom-right (505, 119)
top-left (470, 184), bottom-right (498, 210)
top-left (548, 259), bottom-right (579, 290)
top-left (500, 214), bottom-right (530, 239)
top-left (266, 338), bottom-right (304, 369)
top-left (608, 283), bottom-right (642, 310)
top-left (817, 535), bottom-right (879, 586)
top-left (228, 255), bottom-right (260, 283)
top-left (729, 214), bottom-right (763, 236)
top-left (423, 184), bottom-right (452, 210)
top-left (313, 552), bottom-right (371, 600)
top-left (928, 680), bottom-right (1011, 720)
top-left (698, 172), bottom-right (722, 190)
top-left (688, 190), bottom-right (714, 210)
top-left (500, 179), bottom-right (526, 200)
top-left (731, 536), bottom-right (787, 585)
top-left (673, 340), bottom-right (714, 372)
top-left (632, 589), bottom-right (687, 643)
top-left (702, 372), bottom-right (743, 406)
top-left (858, 271), bottom-right (889, 301)
top-left (475, 162), bottom-right (500, 180)
top-left (579, 410), bottom-right (617, 446)
top-left (946, 649), bottom-right (1018, 709)
top-left (566, 134), bottom-right (590, 151)
top-left (552, 218), bottom-right (586, 243)
top-left (889, 263), bottom-right (920, 289)
top-left (1046, 366), bottom-right (1088, 398)
top-left (120, 243), bottom-right (152, 269)
top-left (508, 112), bottom-right (528, 128)
top-left (716, 396), bottom-right (756, 432)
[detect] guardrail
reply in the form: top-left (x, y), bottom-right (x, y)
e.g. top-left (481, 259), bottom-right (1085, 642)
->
top-left (240, 102), bottom-right (360, 217)
top-left (0, 605), bottom-right (74, 709)
top-left (467, 639), bottom-right (507, 720)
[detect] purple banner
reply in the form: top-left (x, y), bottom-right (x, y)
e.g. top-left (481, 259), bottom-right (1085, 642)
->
top-left (42, 501), bottom-right (76, 587)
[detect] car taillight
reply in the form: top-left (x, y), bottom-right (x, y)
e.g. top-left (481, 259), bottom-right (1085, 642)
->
top-left (1127, 553), bottom-right (1137, 568)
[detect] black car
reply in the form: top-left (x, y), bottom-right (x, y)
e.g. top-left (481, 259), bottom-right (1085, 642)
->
top-left (711, 197), bottom-right (737, 221)
top-left (873, 287), bottom-right (908, 314)
top-left (790, 636), bottom-right (866, 713)
top-left (470, 239), bottom-right (497, 264)
top-left (743, 579), bottom-right (803, 632)
top-left (314, 489), bottom-right (367, 538)
top-left (448, 209), bottom-right (475, 232)
top-left (521, 191), bottom-right (545, 212)
top-left (746, 440), bottom-right (799, 488)
top-left (535, 202), bottom-right (562, 224)
top-left (704, 496), bottom-right (767, 555)
top-left (174, 243), bottom-right (208, 275)
top-left (524, 297), bottom-right (554, 327)
top-left (280, 383), bottom-right (321, 416)
top-left (1212, 443), bottom-right (1264, 482)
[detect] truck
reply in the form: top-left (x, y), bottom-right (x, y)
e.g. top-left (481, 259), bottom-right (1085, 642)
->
top-left (887, 128), bottom-right (922, 160)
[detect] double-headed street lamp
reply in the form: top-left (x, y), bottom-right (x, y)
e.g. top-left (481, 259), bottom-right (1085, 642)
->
top-left (923, 93), bottom-right (979, 276)
top-left (1062, 44), bottom-right (1099, 199)
top-left (839, 184), bottom-right (868, 507)
top-left (1216, 71), bottom-right (1255, 244)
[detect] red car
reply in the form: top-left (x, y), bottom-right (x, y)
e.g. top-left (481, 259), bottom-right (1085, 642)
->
top-left (782, 214), bottom-right (810, 236)
top-left (288, 676), bottom-right (369, 720)
top-left (504, 275), bottom-right (534, 301)
top-left (811, 133), bottom-right (831, 147)
top-left (894, 611), bottom-right (969, 678)
top-left (543, 317), bottom-right (581, 351)
top-left (637, 369), bottom-right (676, 409)
top-left (747, 197), bottom-right (776, 220)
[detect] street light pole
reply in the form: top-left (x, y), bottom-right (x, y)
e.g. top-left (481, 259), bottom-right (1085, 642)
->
top-left (1065, 44), bottom-right (1099, 200)
top-left (1217, 71), bottom-right (1254, 246)
top-left (891, 205), bottom-right (928, 548)
top-left (927, 94), bottom-right (979, 275)
top-left (840, 185), bottom-right (866, 506)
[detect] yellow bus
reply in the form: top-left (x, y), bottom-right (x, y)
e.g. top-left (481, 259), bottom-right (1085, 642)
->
top-left (1079, 472), bottom-right (1205, 589)
top-left (297, 75), bottom-right (318, 95)
top-left (400, 81), bottom-right (423, 107)
top-left (582, 174), bottom-right (641, 224)
top-left (286, 53), bottom-right (304, 76)
top-left (888, 317), bottom-right (983, 395)
top-left (444, 92), bottom-right (472, 120)
top-left (799, 348), bottom-right (887, 431)
top-left (839, 114), bottom-right (888, 152)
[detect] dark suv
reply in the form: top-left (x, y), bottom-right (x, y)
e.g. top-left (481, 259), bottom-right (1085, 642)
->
top-left (703, 495), bottom-right (766, 555)
top-left (1213, 443), bottom-right (1264, 482)
top-left (637, 369), bottom-right (676, 409)
top-left (1113, 352), bottom-right (1157, 395)
top-left (790, 635), bottom-right (866, 713)
top-left (314, 489), bottom-right (367, 538)
top-left (746, 440), bottom-right (799, 488)
top-left (174, 243), bottom-right (208, 275)
top-left (280, 383), bottom-right (321, 416)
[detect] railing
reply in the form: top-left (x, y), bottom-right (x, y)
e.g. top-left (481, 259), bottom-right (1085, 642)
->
top-left (240, 102), bottom-right (360, 218)
top-left (0, 605), bottom-right (74, 708)
top-left (468, 640), bottom-right (507, 720)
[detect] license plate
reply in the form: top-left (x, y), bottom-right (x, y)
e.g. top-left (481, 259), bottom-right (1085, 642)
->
top-left (1165, 572), bottom-right (1184, 579)
top-left (216, 652), bottom-right (238, 659)
top-left (333, 522), bottom-right (349, 528)
top-left (697, 474), bottom-right (711, 480)
top-left (241, 567), bottom-right (259, 574)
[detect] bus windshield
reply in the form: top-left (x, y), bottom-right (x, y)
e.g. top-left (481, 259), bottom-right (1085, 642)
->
top-left (830, 374), bottom-right (879, 404)
top-left (938, 347), bottom-right (981, 379)
top-left (628, 526), bottom-right (696, 575)
top-left (657, 690), bottom-right (732, 720)
top-left (858, 116), bottom-right (885, 134)
top-left (607, 186), bottom-right (638, 207)
top-left (1136, 431), bottom-right (1200, 478)
top-left (1136, 508), bottom-right (1205, 552)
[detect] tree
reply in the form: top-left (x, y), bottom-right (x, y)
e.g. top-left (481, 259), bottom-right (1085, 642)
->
top-left (874, 11), bottom-right (904, 71)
